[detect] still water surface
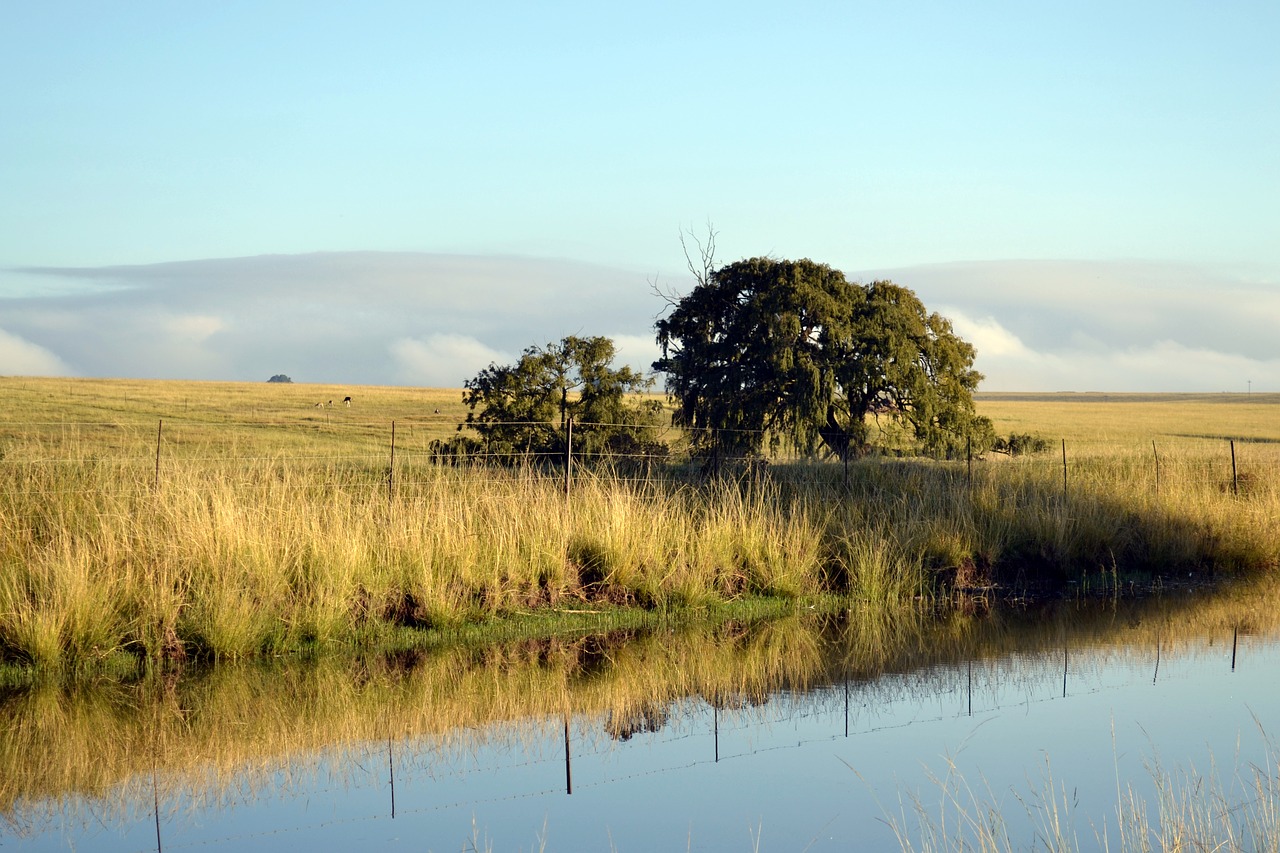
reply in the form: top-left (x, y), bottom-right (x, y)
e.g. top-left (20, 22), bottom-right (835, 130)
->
top-left (5, 585), bottom-right (1279, 851)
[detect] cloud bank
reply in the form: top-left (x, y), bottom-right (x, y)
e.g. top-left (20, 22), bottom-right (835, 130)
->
top-left (863, 259), bottom-right (1279, 393)
top-left (1, 253), bottom-right (1275, 392)
top-left (0, 328), bottom-right (73, 376)
top-left (1, 252), bottom-right (661, 388)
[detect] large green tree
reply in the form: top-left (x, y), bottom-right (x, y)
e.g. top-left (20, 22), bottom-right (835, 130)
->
top-left (450, 335), bottom-right (662, 462)
top-left (653, 256), bottom-right (992, 460)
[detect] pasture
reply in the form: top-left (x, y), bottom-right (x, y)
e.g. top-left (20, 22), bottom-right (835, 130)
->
top-left (976, 390), bottom-right (1280, 445)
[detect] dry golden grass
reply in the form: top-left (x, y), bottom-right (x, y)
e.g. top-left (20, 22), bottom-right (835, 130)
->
top-left (1, 379), bottom-right (1278, 672)
top-left (0, 376), bottom-right (472, 460)
top-left (977, 392), bottom-right (1280, 446)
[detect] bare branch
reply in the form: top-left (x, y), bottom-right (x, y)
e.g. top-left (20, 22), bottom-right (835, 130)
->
top-left (648, 272), bottom-right (683, 313)
top-left (654, 221), bottom-right (719, 319)
top-left (679, 219), bottom-right (718, 288)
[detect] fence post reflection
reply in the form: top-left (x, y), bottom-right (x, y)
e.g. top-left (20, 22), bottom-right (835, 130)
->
top-left (564, 714), bottom-right (573, 795)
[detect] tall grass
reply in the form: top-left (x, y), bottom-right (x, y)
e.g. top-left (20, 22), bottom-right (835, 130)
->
top-left (2, 380), bottom-right (1279, 670)
top-left (0, 456), bottom-right (839, 666)
top-left (3, 442), bottom-right (1279, 669)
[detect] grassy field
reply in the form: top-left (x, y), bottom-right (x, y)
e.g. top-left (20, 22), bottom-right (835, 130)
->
top-left (977, 391), bottom-right (1280, 446)
top-left (0, 376), bottom-right (472, 459)
top-left (2, 377), bottom-right (1275, 459)
top-left (1, 377), bottom-right (1278, 672)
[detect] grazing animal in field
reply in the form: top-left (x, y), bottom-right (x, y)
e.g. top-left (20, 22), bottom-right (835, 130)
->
top-left (315, 402), bottom-right (324, 408)
top-left (343, 396), bottom-right (352, 407)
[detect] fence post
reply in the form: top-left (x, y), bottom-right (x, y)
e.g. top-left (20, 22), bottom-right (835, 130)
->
top-left (154, 419), bottom-right (163, 492)
top-left (1152, 440), bottom-right (1160, 498)
top-left (564, 417), bottom-right (573, 498)
top-left (1061, 439), bottom-right (1068, 498)
top-left (1230, 439), bottom-right (1238, 495)
top-left (966, 435), bottom-right (972, 487)
top-left (388, 420), bottom-right (397, 506)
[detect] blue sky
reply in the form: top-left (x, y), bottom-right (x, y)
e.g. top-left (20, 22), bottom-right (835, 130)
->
top-left (2, 2), bottom-right (1278, 390)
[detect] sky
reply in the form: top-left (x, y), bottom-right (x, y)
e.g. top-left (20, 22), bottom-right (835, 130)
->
top-left (2, 2), bottom-right (1277, 392)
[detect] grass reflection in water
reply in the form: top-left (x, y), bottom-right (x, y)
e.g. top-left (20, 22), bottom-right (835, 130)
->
top-left (4, 577), bottom-right (1280, 849)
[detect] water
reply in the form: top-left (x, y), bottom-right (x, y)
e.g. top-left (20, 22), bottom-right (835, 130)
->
top-left (5, 586), bottom-right (1280, 851)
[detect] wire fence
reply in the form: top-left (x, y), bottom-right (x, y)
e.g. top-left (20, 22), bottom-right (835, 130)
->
top-left (3, 416), bottom-right (1280, 504)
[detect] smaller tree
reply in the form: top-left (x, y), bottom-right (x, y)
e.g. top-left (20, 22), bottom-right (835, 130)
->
top-left (266, 374), bottom-right (293, 383)
top-left (443, 335), bottom-right (662, 463)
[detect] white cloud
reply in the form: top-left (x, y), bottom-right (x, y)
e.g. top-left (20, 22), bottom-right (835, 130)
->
top-left (876, 260), bottom-right (1280, 391)
top-left (935, 304), bottom-right (1277, 393)
top-left (0, 328), bottom-right (76, 376)
top-left (939, 309), bottom-right (1030, 359)
top-left (3, 253), bottom-right (664, 385)
top-left (5, 253), bottom-right (1277, 391)
top-left (163, 313), bottom-right (225, 342)
top-left (389, 334), bottom-right (513, 387)
top-left (608, 333), bottom-right (662, 376)
top-left (962, 335), bottom-right (1276, 394)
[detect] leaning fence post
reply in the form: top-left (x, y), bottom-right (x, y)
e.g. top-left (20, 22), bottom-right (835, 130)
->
top-left (1230, 439), bottom-right (1238, 495)
top-left (154, 419), bottom-right (163, 492)
top-left (1061, 439), bottom-right (1068, 498)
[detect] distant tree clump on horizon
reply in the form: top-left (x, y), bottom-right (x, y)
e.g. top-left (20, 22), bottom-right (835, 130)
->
top-left (267, 374), bottom-right (293, 383)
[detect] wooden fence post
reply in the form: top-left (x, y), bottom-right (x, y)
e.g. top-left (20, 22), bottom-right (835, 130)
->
top-left (1231, 439), bottom-right (1238, 495)
top-left (1152, 440), bottom-right (1160, 498)
top-left (388, 420), bottom-right (397, 506)
top-left (1061, 439), bottom-right (1068, 498)
top-left (966, 435), bottom-right (972, 487)
top-left (154, 420), bottom-right (163, 493)
top-left (564, 417), bottom-right (573, 498)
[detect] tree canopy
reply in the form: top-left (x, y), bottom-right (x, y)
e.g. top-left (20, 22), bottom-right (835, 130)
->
top-left (653, 256), bottom-right (992, 460)
top-left (445, 335), bottom-right (663, 462)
